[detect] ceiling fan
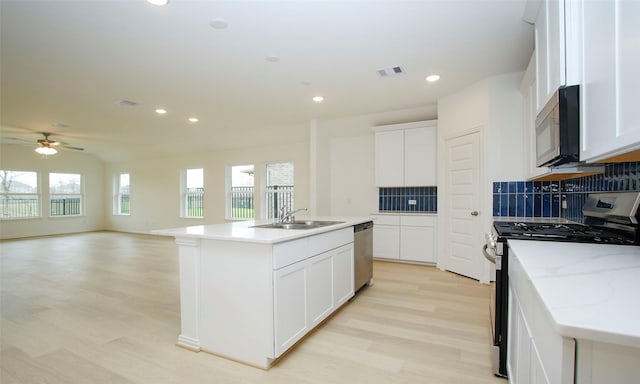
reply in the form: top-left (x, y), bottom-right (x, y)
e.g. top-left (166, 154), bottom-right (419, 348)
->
top-left (35, 132), bottom-right (84, 155)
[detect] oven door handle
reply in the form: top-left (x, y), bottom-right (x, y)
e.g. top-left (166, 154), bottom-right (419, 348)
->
top-left (483, 244), bottom-right (496, 264)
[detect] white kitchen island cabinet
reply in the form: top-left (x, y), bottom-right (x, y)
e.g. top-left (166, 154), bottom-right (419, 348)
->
top-left (154, 218), bottom-right (368, 369)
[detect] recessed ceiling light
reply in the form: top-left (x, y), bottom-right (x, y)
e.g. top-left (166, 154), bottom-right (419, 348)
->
top-left (426, 74), bottom-right (441, 82)
top-left (312, 96), bottom-right (324, 103)
top-left (209, 18), bottom-right (228, 29)
top-left (155, 108), bottom-right (167, 114)
top-left (266, 55), bottom-right (280, 63)
top-left (146, 0), bottom-right (169, 5)
top-left (188, 117), bottom-right (199, 123)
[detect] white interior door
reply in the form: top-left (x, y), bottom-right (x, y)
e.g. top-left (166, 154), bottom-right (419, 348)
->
top-left (442, 131), bottom-right (483, 280)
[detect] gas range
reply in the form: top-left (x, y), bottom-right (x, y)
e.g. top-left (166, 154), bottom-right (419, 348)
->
top-left (492, 221), bottom-right (635, 245)
top-left (492, 192), bottom-right (640, 246)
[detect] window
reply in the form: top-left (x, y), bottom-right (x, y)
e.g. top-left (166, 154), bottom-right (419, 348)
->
top-left (114, 173), bottom-right (130, 215)
top-left (228, 165), bottom-right (254, 219)
top-left (49, 173), bottom-right (82, 216)
top-left (0, 170), bottom-right (40, 219)
top-left (265, 162), bottom-right (294, 219)
top-left (182, 168), bottom-right (204, 218)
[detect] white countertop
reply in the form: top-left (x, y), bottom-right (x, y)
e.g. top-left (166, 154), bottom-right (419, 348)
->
top-left (152, 217), bottom-right (372, 244)
top-left (508, 240), bottom-right (640, 348)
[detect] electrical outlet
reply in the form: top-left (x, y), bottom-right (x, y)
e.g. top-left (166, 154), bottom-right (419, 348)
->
top-left (408, 199), bottom-right (417, 205)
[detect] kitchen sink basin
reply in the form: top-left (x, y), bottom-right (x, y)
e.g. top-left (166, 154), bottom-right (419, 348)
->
top-left (251, 220), bottom-right (345, 230)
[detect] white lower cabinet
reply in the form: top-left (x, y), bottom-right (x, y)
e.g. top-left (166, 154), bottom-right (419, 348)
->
top-left (509, 250), bottom-right (574, 384)
top-left (371, 214), bottom-right (436, 263)
top-left (273, 242), bottom-right (354, 357)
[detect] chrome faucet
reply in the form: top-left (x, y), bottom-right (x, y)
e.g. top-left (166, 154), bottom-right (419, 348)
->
top-left (279, 207), bottom-right (308, 224)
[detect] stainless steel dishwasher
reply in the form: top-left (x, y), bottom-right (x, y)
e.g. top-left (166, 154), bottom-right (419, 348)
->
top-left (353, 221), bottom-right (373, 293)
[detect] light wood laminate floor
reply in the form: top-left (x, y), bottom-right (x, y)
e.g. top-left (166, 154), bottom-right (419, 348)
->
top-left (1, 232), bottom-right (505, 383)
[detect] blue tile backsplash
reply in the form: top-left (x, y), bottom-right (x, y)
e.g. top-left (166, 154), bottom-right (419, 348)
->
top-left (379, 186), bottom-right (437, 212)
top-left (493, 162), bottom-right (640, 222)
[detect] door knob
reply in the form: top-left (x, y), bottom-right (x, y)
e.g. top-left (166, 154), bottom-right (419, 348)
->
top-left (470, 211), bottom-right (479, 216)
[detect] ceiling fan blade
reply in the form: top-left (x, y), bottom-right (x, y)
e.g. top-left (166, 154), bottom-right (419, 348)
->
top-left (60, 145), bottom-right (85, 151)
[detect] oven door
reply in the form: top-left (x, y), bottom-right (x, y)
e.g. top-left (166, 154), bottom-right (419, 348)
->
top-left (484, 234), bottom-right (508, 378)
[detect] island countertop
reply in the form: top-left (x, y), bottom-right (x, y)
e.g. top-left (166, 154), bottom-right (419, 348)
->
top-left (508, 240), bottom-right (640, 348)
top-left (152, 216), bottom-right (372, 244)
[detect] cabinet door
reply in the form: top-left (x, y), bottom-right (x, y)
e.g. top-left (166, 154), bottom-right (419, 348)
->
top-left (307, 252), bottom-right (334, 327)
top-left (400, 225), bottom-right (435, 263)
top-left (373, 225), bottom-right (400, 259)
top-left (580, 0), bottom-right (640, 162)
top-left (535, 0), bottom-right (566, 113)
top-left (273, 262), bottom-right (307, 356)
top-left (332, 244), bottom-right (354, 308)
top-left (375, 130), bottom-right (404, 187)
top-left (531, 341), bottom-right (551, 384)
top-left (405, 127), bottom-right (436, 186)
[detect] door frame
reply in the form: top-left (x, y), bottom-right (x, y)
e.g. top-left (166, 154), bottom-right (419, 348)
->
top-left (437, 125), bottom-right (490, 283)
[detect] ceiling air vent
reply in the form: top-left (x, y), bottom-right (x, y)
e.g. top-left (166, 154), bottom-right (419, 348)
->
top-left (377, 66), bottom-right (405, 77)
top-left (115, 99), bottom-right (138, 107)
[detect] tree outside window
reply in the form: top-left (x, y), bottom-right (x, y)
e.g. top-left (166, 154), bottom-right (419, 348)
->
top-left (0, 170), bottom-right (40, 219)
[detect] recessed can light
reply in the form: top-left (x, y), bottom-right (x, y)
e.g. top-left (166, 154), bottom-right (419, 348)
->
top-left (266, 55), bottom-right (280, 63)
top-left (188, 117), bottom-right (199, 123)
top-left (147, 0), bottom-right (169, 5)
top-left (312, 96), bottom-right (324, 103)
top-left (155, 108), bottom-right (167, 114)
top-left (426, 74), bottom-right (441, 82)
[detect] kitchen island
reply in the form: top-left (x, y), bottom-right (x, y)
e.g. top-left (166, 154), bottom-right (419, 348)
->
top-left (154, 217), bottom-right (371, 369)
top-left (507, 240), bottom-right (640, 383)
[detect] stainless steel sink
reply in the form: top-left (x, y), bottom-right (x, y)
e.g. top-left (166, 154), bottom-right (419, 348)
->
top-left (251, 220), bottom-right (345, 230)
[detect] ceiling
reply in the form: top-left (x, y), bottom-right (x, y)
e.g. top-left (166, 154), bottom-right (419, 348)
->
top-left (0, 0), bottom-right (534, 163)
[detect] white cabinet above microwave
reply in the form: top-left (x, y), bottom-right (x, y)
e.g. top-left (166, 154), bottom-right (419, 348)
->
top-left (373, 120), bottom-right (437, 187)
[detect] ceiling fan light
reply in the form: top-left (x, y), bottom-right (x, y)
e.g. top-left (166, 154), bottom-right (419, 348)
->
top-left (35, 146), bottom-right (57, 155)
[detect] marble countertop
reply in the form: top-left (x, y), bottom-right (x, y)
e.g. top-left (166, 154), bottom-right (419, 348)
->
top-left (152, 216), bottom-right (372, 244)
top-left (508, 240), bottom-right (640, 348)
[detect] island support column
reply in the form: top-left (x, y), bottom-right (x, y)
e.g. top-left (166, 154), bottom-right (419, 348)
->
top-left (174, 236), bottom-right (201, 351)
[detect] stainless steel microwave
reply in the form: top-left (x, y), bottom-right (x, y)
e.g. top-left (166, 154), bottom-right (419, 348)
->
top-left (535, 85), bottom-right (580, 167)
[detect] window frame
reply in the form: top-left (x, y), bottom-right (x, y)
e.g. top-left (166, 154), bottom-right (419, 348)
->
top-left (263, 162), bottom-right (295, 220)
top-left (0, 170), bottom-right (41, 220)
top-left (226, 164), bottom-right (255, 221)
top-left (181, 168), bottom-right (204, 219)
top-left (113, 172), bottom-right (131, 216)
top-left (49, 172), bottom-right (83, 218)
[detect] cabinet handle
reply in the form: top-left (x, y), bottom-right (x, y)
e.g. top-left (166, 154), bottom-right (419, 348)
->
top-left (470, 211), bottom-right (479, 216)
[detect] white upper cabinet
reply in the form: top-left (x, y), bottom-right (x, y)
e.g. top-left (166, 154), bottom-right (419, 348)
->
top-left (579, 0), bottom-right (640, 162)
top-left (535, 0), bottom-right (567, 113)
top-left (373, 120), bottom-right (437, 187)
top-left (522, 53), bottom-right (550, 180)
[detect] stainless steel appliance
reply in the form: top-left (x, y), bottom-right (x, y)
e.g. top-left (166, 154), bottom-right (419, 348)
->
top-left (484, 191), bottom-right (640, 378)
top-left (535, 85), bottom-right (580, 167)
top-left (354, 221), bottom-right (373, 292)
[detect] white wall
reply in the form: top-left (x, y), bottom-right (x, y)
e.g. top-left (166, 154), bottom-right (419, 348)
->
top-left (0, 144), bottom-right (105, 239)
top-left (311, 105), bottom-right (438, 217)
top-left (103, 141), bottom-right (310, 233)
top-left (437, 72), bottom-right (524, 281)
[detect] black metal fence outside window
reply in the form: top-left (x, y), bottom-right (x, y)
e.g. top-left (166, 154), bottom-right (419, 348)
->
top-left (185, 187), bottom-right (204, 217)
top-left (50, 197), bottom-right (82, 216)
top-left (266, 185), bottom-right (294, 219)
top-left (231, 186), bottom-right (254, 219)
top-left (0, 196), bottom-right (40, 218)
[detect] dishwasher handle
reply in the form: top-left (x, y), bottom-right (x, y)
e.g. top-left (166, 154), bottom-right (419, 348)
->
top-left (354, 221), bottom-right (374, 232)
